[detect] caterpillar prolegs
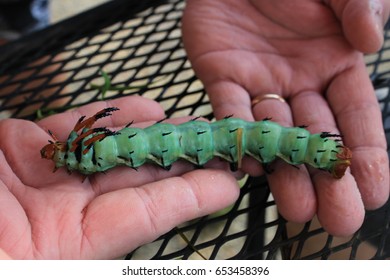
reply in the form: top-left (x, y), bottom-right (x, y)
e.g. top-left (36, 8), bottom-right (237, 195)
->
top-left (40, 107), bottom-right (352, 178)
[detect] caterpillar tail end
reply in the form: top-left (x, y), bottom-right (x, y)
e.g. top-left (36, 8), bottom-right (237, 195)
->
top-left (332, 146), bottom-right (352, 179)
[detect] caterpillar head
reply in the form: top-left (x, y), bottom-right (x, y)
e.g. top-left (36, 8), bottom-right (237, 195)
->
top-left (40, 130), bottom-right (66, 161)
top-left (40, 140), bottom-right (66, 160)
top-left (331, 146), bottom-right (352, 179)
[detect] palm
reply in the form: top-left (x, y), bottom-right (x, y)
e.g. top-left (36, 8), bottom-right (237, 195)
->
top-left (182, 0), bottom-right (389, 235)
top-left (0, 97), bottom-right (239, 259)
top-left (183, 0), bottom-right (362, 111)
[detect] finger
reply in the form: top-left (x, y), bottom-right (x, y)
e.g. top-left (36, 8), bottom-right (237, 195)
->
top-left (80, 169), bottom-right (240, 259)
top-left (290, 91), bottom-right (365, 235)
top-left (252, 94), bottom-right (317, 223)
top-left (327, 63), bottom-right (389, 210)
top-left (37, 96), bottom-right (165, 140)
top-left (207, 80), bottom-right (254, 120)
top-left (324, 0), bottom-right (389, 53)
top-left (314, 172), bottom-right (365, 236)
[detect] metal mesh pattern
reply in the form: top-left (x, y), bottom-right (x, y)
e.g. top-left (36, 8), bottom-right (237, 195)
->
top-left (0, 0), bottom-right (390, 259)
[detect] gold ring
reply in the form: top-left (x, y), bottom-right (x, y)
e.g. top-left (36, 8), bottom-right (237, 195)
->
top-left (251, 94), bottom-right (286, 108)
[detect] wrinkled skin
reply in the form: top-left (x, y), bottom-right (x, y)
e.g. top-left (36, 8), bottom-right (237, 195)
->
top-left (182, 0), bottom-right (390, 236)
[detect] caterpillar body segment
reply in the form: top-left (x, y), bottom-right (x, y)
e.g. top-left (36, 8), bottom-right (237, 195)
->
top-left (40, 108), bottom-right (352, 178)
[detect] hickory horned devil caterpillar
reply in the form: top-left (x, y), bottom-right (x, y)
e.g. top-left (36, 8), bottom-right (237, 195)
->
top-left (40, 107), bottom-right (352, 178)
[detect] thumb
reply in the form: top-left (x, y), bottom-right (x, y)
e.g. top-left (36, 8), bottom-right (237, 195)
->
top-left (325, 0), bottom-right (389, 53)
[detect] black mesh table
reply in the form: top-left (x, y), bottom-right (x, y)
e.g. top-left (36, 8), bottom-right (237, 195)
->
top-left (0, 0), bottom-right (389, 260)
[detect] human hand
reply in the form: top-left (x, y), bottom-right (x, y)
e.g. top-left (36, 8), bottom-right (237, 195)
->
top-left (182, 0), bottom-right (390, 236)
top-left (0, 96), bottom-right (239, 259)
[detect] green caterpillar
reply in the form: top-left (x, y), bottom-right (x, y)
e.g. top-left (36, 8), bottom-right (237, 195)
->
top-left (40, 107), bottom-right (352, 178)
